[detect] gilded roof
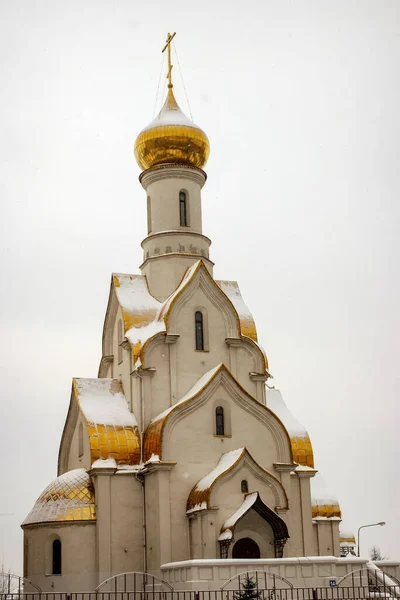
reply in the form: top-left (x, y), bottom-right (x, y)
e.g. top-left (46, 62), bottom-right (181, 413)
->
top-left (73, 378), bottom-right (141, 466)
top-left (310, 472), bottom-right (342, 519)
top-left (22, 469), bottom-right (96, 526)
top-left (267, 388), bottom-right (314, 468)
top-left (340, 531), bottom-right (356, 545)
top-left (134, 87), bottom-right (210, 171)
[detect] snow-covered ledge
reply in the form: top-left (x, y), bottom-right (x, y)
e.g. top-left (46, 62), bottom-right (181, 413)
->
top-left (373, 561), bottom-right (400, 582)
top-left (161, 557), bottom-right (369, 590)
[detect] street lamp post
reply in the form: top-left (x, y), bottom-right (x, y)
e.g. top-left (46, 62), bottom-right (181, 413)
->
top-left (357, 522), bottom-right (386, 557)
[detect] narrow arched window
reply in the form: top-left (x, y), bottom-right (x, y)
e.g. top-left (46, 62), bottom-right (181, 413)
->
top-left (117, 319), bottom-right (123, 364)
top-left (179, 191), bottom-right (187, 226)
top-left (78, 422), bottom-right (84, 458)
top-left (195, 311), bottom-right (204, 351)
top-left (147, 196), bottom-right (152, 234)
top-left (52, 539), bottom-right (61, 575)
top-left (216, 406), bottom-right (225, 436)
top-left (241, 479), bottom-right (249, 493)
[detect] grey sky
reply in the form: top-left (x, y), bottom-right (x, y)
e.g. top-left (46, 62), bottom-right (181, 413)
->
top-left (0, 0), bottom-right (399, 574)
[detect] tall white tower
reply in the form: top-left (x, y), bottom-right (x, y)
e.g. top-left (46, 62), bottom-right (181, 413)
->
top-left (134, 36), bottom-right (212, 300)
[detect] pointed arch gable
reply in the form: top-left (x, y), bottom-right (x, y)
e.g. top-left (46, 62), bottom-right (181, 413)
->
top-left (160, 260), bottom-right (242, 340)
top-left (187, 448), bottom-right (288, 513)
top-left (219, 492), bottom-right (289, 549)
top-left (143, 364), bottom-right (293, 465)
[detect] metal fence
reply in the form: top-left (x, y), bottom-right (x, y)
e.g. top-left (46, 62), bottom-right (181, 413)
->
top-left (1, 586), bottom-right (400, 600)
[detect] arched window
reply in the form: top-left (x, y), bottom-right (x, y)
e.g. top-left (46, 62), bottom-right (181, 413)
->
top-left (78, 423), bottom-right (84, 458)
top-left (179, 191), bottom-right (188, 226)
top-left (117, 320), bottom-right (123, 364)
top-left (147, 196), bottom-right (152, 234)
top-left (195, 311), bottom-right (204, 351)
top-left (241, 479), bottom-right (249, 493)
top-left (216, 406), bottom-right (225, 436)
top-left (52, 539), bottom-right (61, 575)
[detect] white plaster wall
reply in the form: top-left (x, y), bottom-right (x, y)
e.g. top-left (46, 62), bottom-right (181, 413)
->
top-left (160, 557), bottom-right (370, 590)
top-left (143, 171), bottom-right (204, 235)
top-left (66, 414), bottom-right (90, 471)
top-left (23, 523), bottom-right (96, 592)
top-left (110, 475), bottom-right (144, 574)
top-left (141, 254), bottom-right (213, 301)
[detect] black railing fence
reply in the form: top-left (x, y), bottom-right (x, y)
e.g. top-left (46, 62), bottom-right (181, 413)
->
top-left (1, 587), bottom-right (400, 600)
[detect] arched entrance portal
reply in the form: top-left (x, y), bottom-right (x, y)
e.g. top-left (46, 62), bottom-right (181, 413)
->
top-left (232, 537), bottom-right (261, 559)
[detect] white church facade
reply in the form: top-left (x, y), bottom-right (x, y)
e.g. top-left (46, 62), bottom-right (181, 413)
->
top-left (22, 36), bottom-right (360, 593)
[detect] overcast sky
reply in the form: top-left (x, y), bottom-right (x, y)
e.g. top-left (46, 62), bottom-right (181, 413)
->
top-left (1, 0), bottom-right (399, 575)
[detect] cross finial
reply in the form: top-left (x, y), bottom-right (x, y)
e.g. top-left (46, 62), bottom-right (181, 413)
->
top-left (162, 32), bottom-right (176, 88)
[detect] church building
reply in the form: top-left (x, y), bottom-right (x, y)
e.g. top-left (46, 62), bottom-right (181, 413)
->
top-left (22, 35), bottom-right (345, 592)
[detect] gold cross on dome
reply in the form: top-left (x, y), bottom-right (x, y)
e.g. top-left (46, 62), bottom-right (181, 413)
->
top-left (162, 32), bottom-right (176, 88)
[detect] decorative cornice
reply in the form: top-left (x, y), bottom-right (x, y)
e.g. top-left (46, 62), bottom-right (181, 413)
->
top-left (144, 461), bottom-right (177, 474)
top-left (140, 252), bottom-right (215, 270)
top-left (139, 164), bottom-right (207, 189)
top-left (225, 337), bottom-right (242, 347)
top-left (273, 462), bottom-right (297, 472)
top-left (249, 372), bottom-right (269, 382)
top-left (141, 230), bottom-right (212, 248)
top-left (165, 334), bottom-right (180, 344)
top-left (88, 467), bottom-right (117, 476)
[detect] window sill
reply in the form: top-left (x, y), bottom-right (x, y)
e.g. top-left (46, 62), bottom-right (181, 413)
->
top-left (214, 434), bottom-right (232, 438)
top-left (195, 349), bottom-right (209, 353)
top-left (45, 574), bottom-right (62, 577)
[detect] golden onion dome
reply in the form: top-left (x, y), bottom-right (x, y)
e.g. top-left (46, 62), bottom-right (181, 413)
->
top-left (22, 469), bottom-right (96, 526)
top-left (134, 87), bottom-right (210, 171)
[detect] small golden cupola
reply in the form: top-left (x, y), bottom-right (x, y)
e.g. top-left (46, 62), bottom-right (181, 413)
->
top-left (134, 33), bottom-right (210, 171)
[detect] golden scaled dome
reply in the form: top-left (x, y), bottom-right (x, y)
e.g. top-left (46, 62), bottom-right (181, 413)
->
top-left (134, 87), bottom-right (210, 171)
top-left (22, 469), bottom-right (96, 526)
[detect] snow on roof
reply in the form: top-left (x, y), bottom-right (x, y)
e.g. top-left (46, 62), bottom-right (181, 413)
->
top-left (267, 388), bottom-right (307, 437)
top-left (196, 448), bottom-right (245, 492)
top-left (216, 280), bottom-right (257, 342)
top-left (74, 378), bottom-right (136, 428)
top-left (22, 469), bottom-right (96, 527)
top-left (113, 273), bottom-right (161, 326)
top-left (142, 88), bottom-right (202, 131)
top-left (151, 364), bottom-right (223, 424)
top-left (186, 448), bottom-right (246, 513)
top-left (73, 379), bottom-right (141, 466)
top-left (311, 472), bottom-right (341, 519)
top-left (92, 457), bottom-right (117, 469)
top-left (267, 387), bottom-right (314, 468)
top-left (218, 492), bottom-right (258, 540)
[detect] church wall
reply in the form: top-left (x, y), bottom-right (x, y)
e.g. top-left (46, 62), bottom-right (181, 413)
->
top-left (66, 415), bottom-right (90, 471)
top-left (170, 294), bottom-right (235, 401)
top-left (235, 345), bottom-right (258, 399)
top-left (145, 340), bottom-right (172, 422)
top-left (109, 475), bottom-right (144, 573)
top-left (144, 471), bottom-right (162, 574)
top-left (285, 473), bottom-right (305, 556)
top-left (23, 523), bottom-right (96, 592)
top-left (164, 384), bottom-right (282, 474)
top-left (142, 254), bottom-right (213, 301)
top-left (143, 172), bottom-right (203, 235)
top-left (160, 388), bottom-right (289, 564)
